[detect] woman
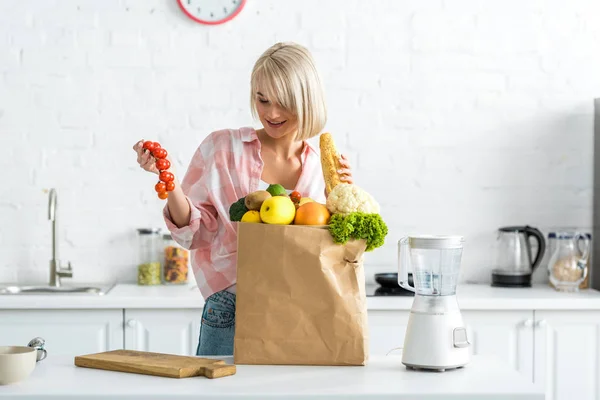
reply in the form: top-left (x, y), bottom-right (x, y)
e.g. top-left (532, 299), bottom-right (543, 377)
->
top-left (132, 42), bottom-right (353, 355)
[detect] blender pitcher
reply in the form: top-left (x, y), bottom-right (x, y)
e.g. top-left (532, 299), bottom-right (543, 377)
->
top-left (398, 235), bottom-right (463, 296)
top-left (397, 235), bottom-right (470, 371)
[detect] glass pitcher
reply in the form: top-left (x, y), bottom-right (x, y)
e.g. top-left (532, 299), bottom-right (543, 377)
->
top-left (548, 232), bottom-right (590, 292)
top-left (398, 235), bottom-right (464, 296)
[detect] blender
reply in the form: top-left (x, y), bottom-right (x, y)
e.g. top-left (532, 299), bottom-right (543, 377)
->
top-left (397, 235), bottom-right (470, 371)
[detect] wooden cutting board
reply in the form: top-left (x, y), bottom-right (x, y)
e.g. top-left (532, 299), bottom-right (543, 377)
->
top-left (74, 350), bottom-right (236, 379)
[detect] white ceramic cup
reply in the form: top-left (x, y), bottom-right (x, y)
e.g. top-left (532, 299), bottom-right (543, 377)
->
top-left (0, 346), bottom-right (37, 385)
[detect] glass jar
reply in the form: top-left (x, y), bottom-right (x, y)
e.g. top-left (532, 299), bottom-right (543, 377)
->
top-left (162, 234), bottom-right (189, 285)
top-left (548, 231), bottom-right (591, 292)
top-left (137, 228), bottom-right (162, 285)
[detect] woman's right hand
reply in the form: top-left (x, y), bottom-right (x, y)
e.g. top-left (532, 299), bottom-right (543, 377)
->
top-left (132, 140), bottom-right (160, 175)
top-left (132, 139), bottom-right (190, 227)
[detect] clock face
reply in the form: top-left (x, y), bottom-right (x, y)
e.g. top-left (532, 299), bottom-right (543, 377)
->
top-left (177, 0), bottom-right (246, 25)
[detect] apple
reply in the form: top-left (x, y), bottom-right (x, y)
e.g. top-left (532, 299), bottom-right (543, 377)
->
top-left (260, 196), bottom-right (296, 225)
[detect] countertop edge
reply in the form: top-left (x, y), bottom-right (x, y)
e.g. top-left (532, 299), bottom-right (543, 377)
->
top-left (2, 283), bottom-right (600, 311)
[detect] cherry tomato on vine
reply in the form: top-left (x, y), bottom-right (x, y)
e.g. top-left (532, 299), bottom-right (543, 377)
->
top-left (156, 158), bottom-right (170, 171)
top-left (155, 182), bottom-right (166, 193)
top-left (166, 181), bottom-right (175, 192)
top-left (159, 171), bottom-right (174, 183)
top-left (157, 191), bottom-right (168, 200)
top-left (153, 148), bottom-right (168, 159)
top-left (290, 191), bottom-right (301, 204)
top-left (153, 142), bottom-right (161, 149)
top-left (142, 141), bottom-right (155, 152)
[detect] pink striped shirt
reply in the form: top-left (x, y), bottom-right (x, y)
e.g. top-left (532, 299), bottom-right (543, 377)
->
top-left (163, 127), bottom-right (326, 300)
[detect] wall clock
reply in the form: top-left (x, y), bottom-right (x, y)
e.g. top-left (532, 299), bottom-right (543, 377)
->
top-left (177, 0), bottom-right (246, 25)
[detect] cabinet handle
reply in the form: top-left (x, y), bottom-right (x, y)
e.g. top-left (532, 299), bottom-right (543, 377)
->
top-left (126, 319), bottom-right (137, 328)
top-left (536, 319), bottom-right (547, 328)
top-left (523, 319), bottom-right (534, 327)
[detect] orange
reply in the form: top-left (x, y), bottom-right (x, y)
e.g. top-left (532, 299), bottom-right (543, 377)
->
top-left (294, 202), bottom-right (331, 226)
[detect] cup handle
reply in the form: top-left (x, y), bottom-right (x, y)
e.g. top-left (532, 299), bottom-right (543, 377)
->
top-left (398, 237), bottom-right (415, 292)
top-left (27, 337), bottom-right (47, 362)
top-left (576, 233), bottom-right (591, 263)
top-left (36, 349), bottom-right (47, 362)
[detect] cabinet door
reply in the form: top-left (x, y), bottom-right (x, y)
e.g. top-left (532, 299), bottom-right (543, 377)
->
top-left (0, 310), bottom-right (123, 356)
top-left (462, 310), bottom-right (534, 381)
top-left (534, 310), bottom-right (600, 400)
top-left (367, 310), bottom-right (410, 356)
top-left (124, 309), bottom-right (201, 356)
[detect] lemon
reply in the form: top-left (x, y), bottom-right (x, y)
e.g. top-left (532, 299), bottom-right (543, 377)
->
top-left (241, 210), bottom-right (262, 223)
top-left (299, 197), bottom-right (314, 206)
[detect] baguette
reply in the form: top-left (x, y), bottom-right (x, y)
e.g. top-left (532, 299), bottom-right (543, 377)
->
top-left (320, 133), bottom-right (343, 195)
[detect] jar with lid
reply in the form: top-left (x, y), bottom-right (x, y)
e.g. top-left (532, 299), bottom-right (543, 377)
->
top-left (137, 228), bottom-right (162, 285)
top-left (162, 234), bottom-right (189, 285)
top-left (547, 231), bottom-right (591, 292)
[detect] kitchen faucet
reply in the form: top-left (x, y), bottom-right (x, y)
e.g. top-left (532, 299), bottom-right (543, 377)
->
top-left (48, 188), bottom-right (73, 287)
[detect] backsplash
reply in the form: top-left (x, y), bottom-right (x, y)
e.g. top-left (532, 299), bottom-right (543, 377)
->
top-left (1, 0), bottom-right (599, 285)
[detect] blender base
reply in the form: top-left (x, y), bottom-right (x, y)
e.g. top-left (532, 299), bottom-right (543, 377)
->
top-left (401, 295), bottom-right (471, 371)
top-left (404, 363), bottom-right (466, 373)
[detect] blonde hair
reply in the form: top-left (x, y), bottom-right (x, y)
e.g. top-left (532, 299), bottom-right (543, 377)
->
top-left (250, 42), bottom-right (327, 141)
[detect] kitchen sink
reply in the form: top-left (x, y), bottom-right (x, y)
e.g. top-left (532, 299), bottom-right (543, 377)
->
top-left (0, 283), bottom-right (115, 296)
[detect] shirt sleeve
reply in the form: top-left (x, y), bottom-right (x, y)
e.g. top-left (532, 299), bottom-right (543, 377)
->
top-left (162, 143), bottom-right (219, 250)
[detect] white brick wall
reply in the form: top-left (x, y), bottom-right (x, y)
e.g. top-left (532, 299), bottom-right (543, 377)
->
top-left (1, 0), bottom-right (599, 286)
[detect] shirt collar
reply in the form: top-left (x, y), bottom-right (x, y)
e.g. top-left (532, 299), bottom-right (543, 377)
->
top-left (302, 139), bottom-right (318, 156)
top-left (240, 126), bottom-right (259, 143)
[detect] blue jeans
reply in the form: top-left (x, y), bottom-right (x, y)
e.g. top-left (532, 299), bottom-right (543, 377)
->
top-left (196, 290), bottom-right (236, 356)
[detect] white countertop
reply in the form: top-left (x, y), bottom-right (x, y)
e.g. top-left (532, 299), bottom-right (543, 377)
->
top-left (369, 283), bottom-right (600, 311)
top-left (1, 282), bottom-right (600, 310)
top-left (0, 355), bottom-right (542, 400)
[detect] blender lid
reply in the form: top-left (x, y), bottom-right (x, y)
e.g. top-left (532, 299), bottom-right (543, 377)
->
top-left (408, 235), bottom-right (464, 249)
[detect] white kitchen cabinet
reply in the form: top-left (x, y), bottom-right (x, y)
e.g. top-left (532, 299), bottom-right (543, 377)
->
top-left (367, 310), bottom-right (410, 356)
top-left (123, 309), bottom-right (201, 356)
top-left (534, 310), bottom-right (600, 400)
top-left (0, 310), bottom-right (123, 357)
top-left (462, 311), bottom-right (534, 381)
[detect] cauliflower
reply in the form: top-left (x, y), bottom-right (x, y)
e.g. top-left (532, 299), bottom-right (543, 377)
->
top-left (326, 183), bottom-right (380, 215)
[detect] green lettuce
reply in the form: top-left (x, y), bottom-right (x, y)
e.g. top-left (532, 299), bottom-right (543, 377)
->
top-left (328, 212), bottom-right (388, 252)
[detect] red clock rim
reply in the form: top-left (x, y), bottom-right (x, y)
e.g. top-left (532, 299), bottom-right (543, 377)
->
top-left (176, 0), bottom-right (247, 25)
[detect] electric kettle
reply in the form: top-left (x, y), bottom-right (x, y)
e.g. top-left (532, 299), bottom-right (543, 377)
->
top-left (491, 226), bottom-right (546, 288)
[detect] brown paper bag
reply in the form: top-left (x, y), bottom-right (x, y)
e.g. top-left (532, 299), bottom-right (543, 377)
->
top-left (234, 222), bottom-right (369, 366)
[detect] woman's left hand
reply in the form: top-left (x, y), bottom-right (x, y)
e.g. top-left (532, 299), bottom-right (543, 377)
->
top-left (338, 154), bottom-right (354, 184)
